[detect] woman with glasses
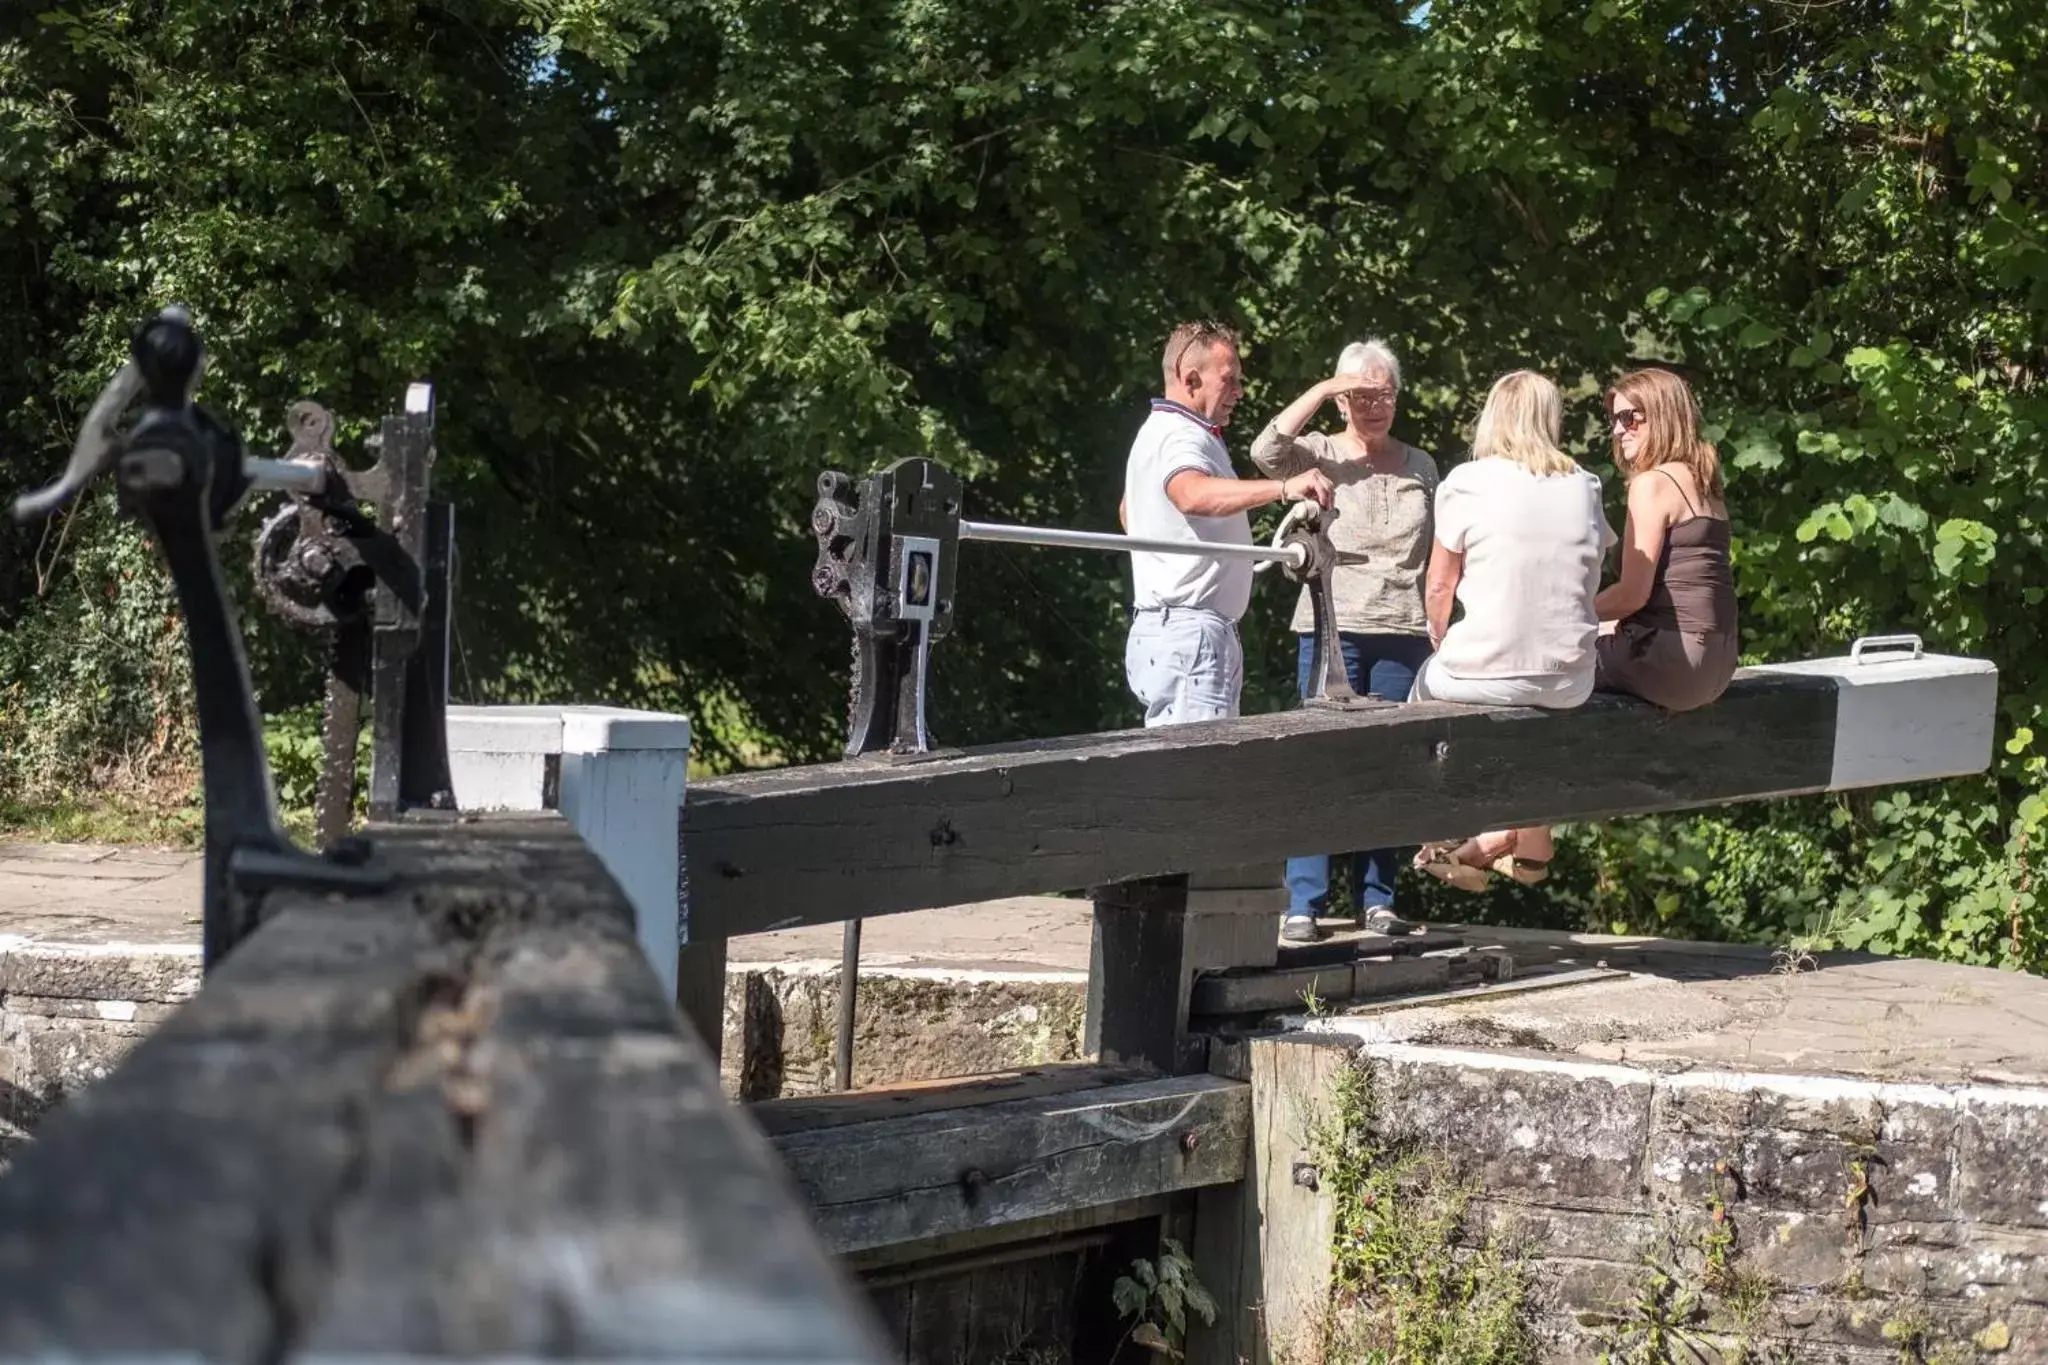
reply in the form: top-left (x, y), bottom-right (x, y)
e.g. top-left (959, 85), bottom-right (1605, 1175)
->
top-left (1409, 370), bottom-right (1612, 892)
top-left (1251, 339), bottom-right (1439, 942)
top-left (1593, 367), bottom-right (1738, 708)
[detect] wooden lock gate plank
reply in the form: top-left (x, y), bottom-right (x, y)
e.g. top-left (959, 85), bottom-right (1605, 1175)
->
top-left (680, 657), bottom-right (1997, 943)
top-left (766, 1072), bottom-right (1252, 1259)
top-left (0, 814), bottom-right (887, 1365)
top-left (750, 1063), bottom-right (1155, 1137)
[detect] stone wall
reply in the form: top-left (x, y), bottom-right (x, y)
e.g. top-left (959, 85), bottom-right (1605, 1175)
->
top-left (1357, 1039), bottom-right (2047, 1363)
top-left (717, 963), bottom-right (1089, 1099)
top-left (3, 947), bottom-right (1088, 1158)
top-left (0, 940), bottom-right (200, 1169)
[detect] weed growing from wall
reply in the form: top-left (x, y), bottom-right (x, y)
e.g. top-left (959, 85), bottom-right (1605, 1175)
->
top-left (1111, 1237), bottom-right (1215, 1360)
top-left (1311, 1059), bottom-right (1537, 1365)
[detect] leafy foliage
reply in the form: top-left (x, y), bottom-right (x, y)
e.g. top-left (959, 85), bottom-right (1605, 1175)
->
top-left (0, 493), bottom-right (189, 799)
top-left (1111, 1238), bottom-right (1217, 1359)
top-left (0, 0), bottom-right (2043, 968)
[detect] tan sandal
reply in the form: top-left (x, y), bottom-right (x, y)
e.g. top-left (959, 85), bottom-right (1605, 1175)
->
top-left (1415, 841), bottom-right (1492, 892)
top-left (1492, 854), bottom-right (1550, 887)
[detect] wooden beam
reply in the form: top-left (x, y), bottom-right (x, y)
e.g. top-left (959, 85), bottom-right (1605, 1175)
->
top-left (683, 662), bottom-right (1980, 941)
top-left (0, 814), bottom-right (886, 1364)
top-left (1189, 948), bottom-right (1512, 1017)
top-left (682, 657), bottom-right (1996, 940)
top-left (1190, 1034), bottom-right (1356, 1365)
top-left (1086, 876), bottom-right (1206, 1074)
top-left (751, 1063), bottom-right (1154, 1136)
top-left (1075, 862), bottom-right (1294, 1077)
top-left (768, 1072), bottom-right (1251, 1257)
top-left (841, 1195), bottom-right (1177, 1274)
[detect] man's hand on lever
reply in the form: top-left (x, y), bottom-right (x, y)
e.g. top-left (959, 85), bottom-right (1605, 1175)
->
top-left (1281, 467), bottom-right (1335, 509)
top-left (1161, 467), bottom-right (1334, 519)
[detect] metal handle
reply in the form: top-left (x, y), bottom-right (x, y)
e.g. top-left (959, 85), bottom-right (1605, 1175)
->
top-left (1850, 634), bottom-right (1924, 665)
top-left (959, 518), bottom-right (1307, 569)
top-left (1253, 500), bottom-right (1321, 575)
top-left (12, 361), bottom-right (147, 522)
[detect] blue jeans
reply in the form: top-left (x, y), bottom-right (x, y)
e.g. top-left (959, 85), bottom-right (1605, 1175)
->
top-left (1285, 632), bottom-right (1432, 919)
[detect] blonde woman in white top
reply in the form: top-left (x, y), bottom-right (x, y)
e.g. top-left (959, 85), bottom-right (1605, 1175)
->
top-left (1411, 370), bottom-right (1614, 889)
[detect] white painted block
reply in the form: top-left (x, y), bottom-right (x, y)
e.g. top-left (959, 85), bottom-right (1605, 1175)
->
top-left (563, 707), bottom-right (693, 755)
top-left (446, 706), bottom-right (567, 812)
top-left (444, 704), bottom-right (691, 998)
top-left (1751, 650), bottom-right (1999, 791)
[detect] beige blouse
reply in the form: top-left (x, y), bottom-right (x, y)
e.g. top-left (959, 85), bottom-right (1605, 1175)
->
top-left (1249, 422), bottom-right (1439, 637)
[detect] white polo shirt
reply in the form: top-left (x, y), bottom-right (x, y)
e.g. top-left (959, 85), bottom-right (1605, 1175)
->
top-left (1123, 401), bottom-right (1255, 621)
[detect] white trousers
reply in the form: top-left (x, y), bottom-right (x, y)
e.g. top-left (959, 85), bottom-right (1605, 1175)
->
top-left (1125, 607), bottom-right (1243, 726)
top-left (1410, 655), bottom-right (1593, 709)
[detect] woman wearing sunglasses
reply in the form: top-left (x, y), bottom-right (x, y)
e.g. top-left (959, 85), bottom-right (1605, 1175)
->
top-left (1593, 367), bottom-right (1738, 710)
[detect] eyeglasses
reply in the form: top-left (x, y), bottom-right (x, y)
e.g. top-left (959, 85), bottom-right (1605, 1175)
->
top-left (1343, 388), bottom-right (1398, 408)
top-left (1609, 407), bottom-right (1646, 433)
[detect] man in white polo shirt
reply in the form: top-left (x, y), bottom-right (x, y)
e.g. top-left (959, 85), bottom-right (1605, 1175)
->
top-left (1121, 321), bottom-right (1334, 726)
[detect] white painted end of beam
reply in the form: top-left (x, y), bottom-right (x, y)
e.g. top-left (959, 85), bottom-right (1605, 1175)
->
top-left (447, 704), bottom-right (568, 757)
top-left (443, 704), bottom-right (691, 1000)
top-left (561, 706), bottom-right (695, 754)
top-left (1750, 652), bottom-right (1999, 790)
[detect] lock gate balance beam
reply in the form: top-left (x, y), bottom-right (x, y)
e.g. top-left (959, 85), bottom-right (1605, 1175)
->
top-left (0, 814), bottom-right (889, 1364)
top-left (681, 651), bottom-right (1997, 939)
top-left (677, 649), bottom-right (1996, 1069)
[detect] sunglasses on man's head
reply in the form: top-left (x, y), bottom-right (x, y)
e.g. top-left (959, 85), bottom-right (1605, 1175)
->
top-left (1170, 320), bottom-right (1232, 375)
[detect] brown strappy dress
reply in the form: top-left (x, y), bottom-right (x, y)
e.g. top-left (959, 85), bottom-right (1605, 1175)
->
top-left (1594, 468), bottom-right (1739, 713)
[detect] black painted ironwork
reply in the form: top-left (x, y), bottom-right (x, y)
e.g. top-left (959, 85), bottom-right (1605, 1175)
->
top-left (250, 388), bottom-right (456, 847)
top-left (811, 458), bottom-right (1361, 756)
top-left (1275, 503), bottom-right (1363, 708)
top-left (810, 458), bottom-right (963, 759)
top-left (10, 306), bottom-right (396, 969)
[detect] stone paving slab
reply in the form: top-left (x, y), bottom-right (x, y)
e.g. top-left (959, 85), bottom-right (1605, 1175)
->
top-left (6, 842), bottom-right (2048, 1091)
top-left (0, 843), bottom-right (1096, 971)
top-left (727, 896), bottom-right (1094, 976)
top-left (0, 844), bottom-right (203, 946)
top-left (1301, 926), bottom-right (2048, 1089)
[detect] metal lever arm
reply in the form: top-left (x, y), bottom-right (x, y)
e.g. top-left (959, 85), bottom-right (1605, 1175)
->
top-left (13, 306), bottom-right (387, 968)
top-left (13, 362), bottom-right (148, 522)
top-left (1274, 503), bottom-right (1362, 706)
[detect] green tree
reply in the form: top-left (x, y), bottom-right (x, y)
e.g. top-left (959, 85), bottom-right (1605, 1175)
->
top-left (1, 0), bottom-right (2042, 970)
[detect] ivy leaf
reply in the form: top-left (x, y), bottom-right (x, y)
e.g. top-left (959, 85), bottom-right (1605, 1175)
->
top-left (1737, 320), bottom-right (1781, 348)
top-left (1731, 430), bottom-right (1784, 470)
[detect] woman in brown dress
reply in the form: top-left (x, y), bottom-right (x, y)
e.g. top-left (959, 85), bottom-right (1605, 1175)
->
top-left (1594, 367), bottom-right (1738, 708)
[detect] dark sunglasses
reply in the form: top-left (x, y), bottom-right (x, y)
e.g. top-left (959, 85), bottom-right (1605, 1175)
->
top-left (1609, 407), bottom-right (1646, 433)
